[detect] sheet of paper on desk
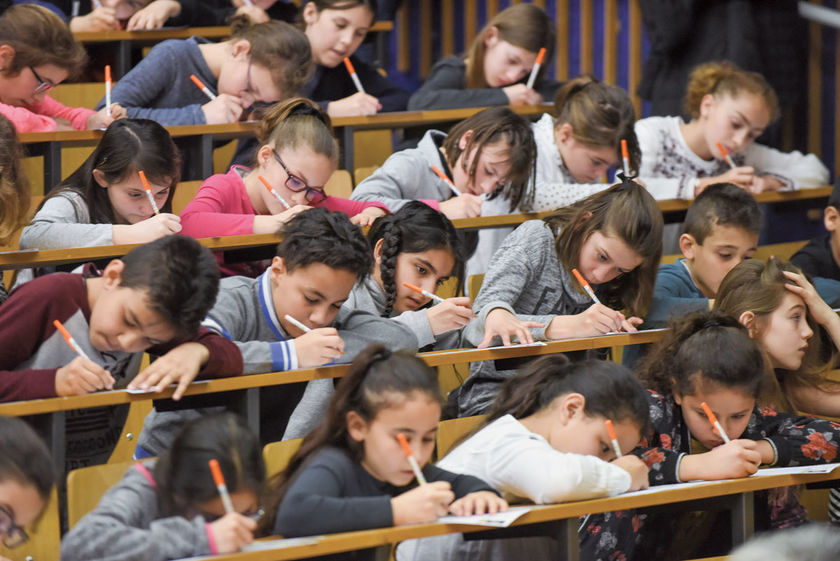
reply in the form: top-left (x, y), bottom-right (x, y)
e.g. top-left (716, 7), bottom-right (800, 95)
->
top-left (430, 342), bottom-right (547, 356)
top-left (175, 536), bottom-right (322, 560)
top-left (123, 380), bottom-right (211, 394)
top-left (437, 505), bottom-right (535, 527)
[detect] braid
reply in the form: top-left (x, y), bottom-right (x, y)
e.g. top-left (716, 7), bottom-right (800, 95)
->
top-left (379, 221), bottom-right (401, 316)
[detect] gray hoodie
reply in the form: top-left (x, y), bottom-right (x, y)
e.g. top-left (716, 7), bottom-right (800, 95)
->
top-left (60, 461), bottom-right (215, 561)
top-left (458, 220), bottom-right (590, 416)
top-left (138, 271), bottom-right (419, 454)
top-left (343, 276), bottom-right (463, 350)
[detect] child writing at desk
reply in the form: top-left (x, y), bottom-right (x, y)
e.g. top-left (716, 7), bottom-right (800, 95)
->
top-left (99, 15), bottom-right (311, 125)
top-left (0, 236), bottom-right (242, 471)
top-left (61, 413), bottom-right (265, 560)
top-left (456, 178), bottom-right (664, 417)
top-left (343, 202), bottom-right (473, 350)
top-left (408, 3), bottom-right (559, 110)
top-left (398, 355), bottom-right (650, 561)
top-left (0, 4), bottom-right (122, 132)
top-left (583, 311), bottom-right (840, 560)
top-left (180, 97), bottom-right (388, 276)
top-left (263, 345), bottom-right (507, 561)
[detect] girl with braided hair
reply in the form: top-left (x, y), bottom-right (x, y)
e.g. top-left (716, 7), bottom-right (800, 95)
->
top-left (342, 201), bottom-right (472, 350)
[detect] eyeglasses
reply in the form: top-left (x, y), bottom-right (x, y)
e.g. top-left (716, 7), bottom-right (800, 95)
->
top-left (272, 150), bottom-right (327, 204)
top-left (29, 66), bottom-right (55, 94)
top-left (0, 505), bottom-right (29, 548)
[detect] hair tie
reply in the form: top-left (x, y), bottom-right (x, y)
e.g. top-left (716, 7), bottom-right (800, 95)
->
top-left (288, 103), bottom-right (329, 126)
top-left (615, 171), bottom-right (637, 184)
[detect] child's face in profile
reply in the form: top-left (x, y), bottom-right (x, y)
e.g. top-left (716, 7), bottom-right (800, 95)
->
top-left (754, 292), bottom-right (814, 371)
top-left (89, 263), bottom-right (177, 353)
top-left (681, 225), bottom-right (758, 298)
top-left (94, 170), bottom-right (171, 224)
top-left (0, 62), bottom-right (67, 107)
top-left (451, 135), bottom-right (511, 196)
top-left (269, 257), bottom-right (358, 336)
top-left (348, 391), bottom-right (441, 487)
top-left (674, 383), bottom-right (755, 449)
top-left (482, 29), bottom-right (537, 88)
top-left (577, 230), bottom-right (643, 286)
top-left (374, 245), bottom-right (455, 314)
top-left (0, 479), bottom-right (44, 546)
top-left (303, 4), bottom-right (372, 67)
top-left (700, 92), bottom-right (771, 157)
top-left (553, 123), bottom-right (619, 184)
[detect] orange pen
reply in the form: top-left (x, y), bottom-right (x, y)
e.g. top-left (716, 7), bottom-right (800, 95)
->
top-left (104, 65), bottom-right (112, 117)
top-left (403, 282), bottom-right (445, 305)
top-left (53, 319), bottom-right (91, 361)
top-left (208, 459), bottom-right (235, 514)
top-left (343, 58), bottom-right (365, 94)
top-left (716, 142), bottom-right (736, 169)
top-left (605, 419), bottom-right (622, 458)
top-left (258, 175), bottom-right (291, 210)
top-left (396, 433), bottom-right (427, 485)
top-left (190, 74), bottom-right (216, 101)
top-left (571, 268), bottom-right (602, 305)
top-left (701, 402), bottom-right (731, 443)
top-left (431, 165), bottom-right (461, 198)
top-left (138, 170), bottom-right (160, 215)
top-left (620, 139), bottom-right (630, 177)
top-left (526, 47), bottom-right (547, 89)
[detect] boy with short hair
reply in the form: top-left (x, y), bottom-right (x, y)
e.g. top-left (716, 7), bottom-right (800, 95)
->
top-left (138, 209), bottom-right (419, 456)
top-left (792, 181), bottom-right (840, 280)
top-left (0, 235), bottom-right (243, 470)
top-left (647, 182), bottom-right (763, 323)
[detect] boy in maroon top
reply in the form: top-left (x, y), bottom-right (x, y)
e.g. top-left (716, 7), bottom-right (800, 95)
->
top-left (0, 235), bottom-right (242, 469)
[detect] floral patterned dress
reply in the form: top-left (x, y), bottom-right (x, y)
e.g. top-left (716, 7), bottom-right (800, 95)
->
top-left (579, 390), bottom-right (840, 561)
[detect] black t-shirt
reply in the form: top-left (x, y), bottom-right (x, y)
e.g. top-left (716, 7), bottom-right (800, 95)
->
top-left (791, 234), bottom-right (840, 281)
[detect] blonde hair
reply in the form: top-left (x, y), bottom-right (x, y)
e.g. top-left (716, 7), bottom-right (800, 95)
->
top-left (0, 115), bottom-right (30, 244)
top-left (230, 15), bottom-right (313, 98)
top-left (465, 4), bottom-right (554, 89)
top-left (684, 61), bottom-right (779, 122)
top-left (553, 74), bottom-right (641, 174)
top-left (257, 97), bottom-right (338, 165)
top-left (715, 258), bottom-right (838, 410)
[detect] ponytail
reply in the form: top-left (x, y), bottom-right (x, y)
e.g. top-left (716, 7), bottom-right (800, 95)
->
top-left (258, 97), bottom-right (338, 164)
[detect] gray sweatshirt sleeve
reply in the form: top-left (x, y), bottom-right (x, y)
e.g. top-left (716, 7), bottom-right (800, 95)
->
top-left (97, 41), bottom-right (206, 126)
top-left (392, 309), bottom-right (435, 348)
top-left (19, 193), bottom-right (113, 249)
top-left (407, 57), bottom-right (509, 110)
top-left (464, 222), bottom-right (557, 346)
top-left (350, 153), bottom-right (439, 212)
top-left (60, 466), bottom-right (213, 561)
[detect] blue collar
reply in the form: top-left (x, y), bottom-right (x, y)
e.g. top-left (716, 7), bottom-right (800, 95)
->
top-left (258, 270), bottom-right (288, 341)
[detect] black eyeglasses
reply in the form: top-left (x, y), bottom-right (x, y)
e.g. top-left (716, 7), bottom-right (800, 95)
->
top-left (29, 66), bottom-right (55, 94)
top-left (272, 149), bottom-right (327, 204)
top-left (0, 504), bottom-right (29, 548)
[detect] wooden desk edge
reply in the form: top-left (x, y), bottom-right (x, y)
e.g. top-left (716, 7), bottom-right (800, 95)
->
top-left (204, 469), bottom-right (840, 561)
top-left (0, 331), bottom-right (667, 416)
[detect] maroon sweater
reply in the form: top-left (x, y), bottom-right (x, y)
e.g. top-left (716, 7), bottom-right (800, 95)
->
top-left (0, 271), bottom-right (243, 468)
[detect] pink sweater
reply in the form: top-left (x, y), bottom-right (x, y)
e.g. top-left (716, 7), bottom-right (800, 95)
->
top-left (0, 95), bottom-right (94, 132)
top-left (180, 166), bottom-right (388, 238)
top-left (180, 166), bottom-right (388, 277)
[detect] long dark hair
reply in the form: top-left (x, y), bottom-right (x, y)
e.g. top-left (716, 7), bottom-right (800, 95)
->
top-left (0, 417), bottom-right (54, 505)
top-left (260, 344), bottom-right (442, 533)
top-left (367, 201), bottom-right (465, 315)
top-left (41, 119), bottom-right (180, 224)
top-left (544, 177), bottom-right (663, 316)
top-left (638, 310), bottom-right (767, 400)
top-left (153, 412), bottom-right (265, 518)
top-left (484, 355), bottom-right (649, 431)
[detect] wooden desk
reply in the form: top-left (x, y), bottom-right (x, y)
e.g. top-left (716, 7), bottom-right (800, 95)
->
top-left (195, 467), bottom-right (840, 561)
top-left (73, 22), bottom-right (393, 77)
top-left (20, 106), bottom-right (546, 187)
top-left (0, 330), bottom-right (666, 473)
top-left (0, 188), bottom-right (831, 270)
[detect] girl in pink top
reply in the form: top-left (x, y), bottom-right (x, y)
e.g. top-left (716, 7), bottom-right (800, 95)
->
top-left (180, 97), bottom-right (387, 275)
top-left (0, 5), bottom-right (124, 133)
